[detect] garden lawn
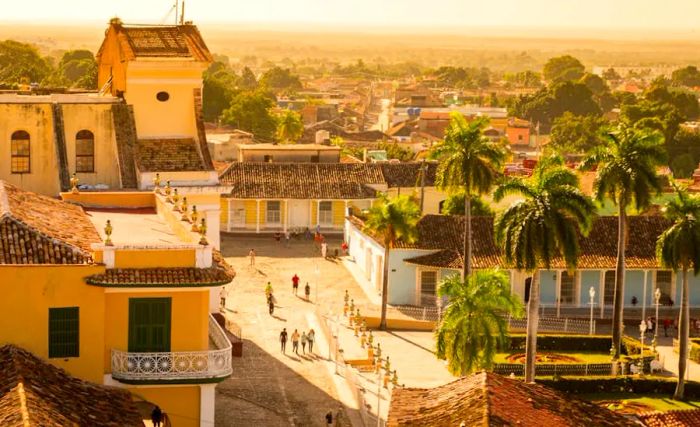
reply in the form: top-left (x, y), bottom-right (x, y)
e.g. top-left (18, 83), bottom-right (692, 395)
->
top-left (581, 392), bottom-right (700, 412)
top-left (494, 351), bottom-right (611, 364)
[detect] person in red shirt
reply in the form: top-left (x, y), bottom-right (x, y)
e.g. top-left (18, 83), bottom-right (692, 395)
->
top-left (292, 274), bottom-right (300, 295)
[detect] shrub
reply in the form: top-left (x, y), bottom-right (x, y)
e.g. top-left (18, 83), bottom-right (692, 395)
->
top-left (508, 335), bottom-right (612, 353)
top-left (539, 377), bottom-right (700, 398)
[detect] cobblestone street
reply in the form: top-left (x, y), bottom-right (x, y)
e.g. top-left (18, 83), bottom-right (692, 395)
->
top-left (215, 235), bottom-right (374, 426)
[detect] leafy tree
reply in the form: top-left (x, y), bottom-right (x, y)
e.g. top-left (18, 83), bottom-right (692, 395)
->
top-left (495, 155), bottom-right (595, 382)
top-left (580, 73), bottom-right (608, 96)
top-left (259, 66), bottom-right (302, 92)
top-left (431, 113), bottom-right (506, 279)
top-left (275, 109), bottom-right (304, 143)
top-left (579, 123), bottom-right (666, 359)
top-left (503, 70), bottom-right (542, 88)
top-left (435, 270), bottom-right (524, 375)
top-left (602, 68), bottom-right (622, 81)
top-left (542, 55), bottom-right (585, 84)
top-left (239, 66), bottom-right (257, 90)
top-left (363, 195), bottom-right (420, 330)
top-left (221, 90), bottom-right (277, 140)
top-left (0, 40), bottom-right (51, 85)
top-left (380, 142), bottom-right (413, 161)
top-left (672, 66), bottom-right (700, 88)
top-left (671, 153), bottom-right (697, 178)
top-left (657, 185), bottom-right (700, 399)
top-left (440, 192), bottom-right (493, 216)
top-left (549, 112), bottom-right (609, 154)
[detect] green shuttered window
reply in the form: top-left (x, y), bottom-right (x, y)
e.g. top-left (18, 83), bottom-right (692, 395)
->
top-left (49, 307), bottom-right (79, 358)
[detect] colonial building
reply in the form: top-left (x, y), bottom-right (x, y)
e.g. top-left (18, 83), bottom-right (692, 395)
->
top-left (346, 214), bottom-right (692, 319)
top-left (0, 181), bottom-right (234, 426)
top-left (0, 18), bottom-right (216, 196)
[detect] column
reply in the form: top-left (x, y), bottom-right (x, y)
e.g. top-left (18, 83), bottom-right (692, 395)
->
top-left (316, 199), bottom-right (321, 228)
top-left (227, 199), bottom-right (233, 232)
top-left (642, 270), bottom-right (648, 322)
top-left (599, 270), bottom-right (605, 318)
top-left (283, 200), bottom-right (288, 233)
top-left (556, 270), bottom-right (562, 318)
top-left (256, 200), bottom-right (260, 233)
top-left (200, 384), bottom-right (216, 426)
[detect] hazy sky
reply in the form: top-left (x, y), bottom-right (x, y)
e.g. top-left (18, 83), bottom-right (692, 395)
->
top-left (3, 0), bottom-right (700, 31)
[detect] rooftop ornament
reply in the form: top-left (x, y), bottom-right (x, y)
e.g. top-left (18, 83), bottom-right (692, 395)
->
top-left (180, 197), bottom-right (189, 221)
top-left (153, 173), bottom-right (161, 194)
top-left (191, 206), bottom-right (199, 231)
top-left (70, 173), bottom-right (79, 194)
top-left (104, 220), bottom-right (113, 246)
top-left (171, 189), bottom-right (180, 209)
top-left (199, 218), bottom-right (208, 245)
top-left (164, 181), bottom-right (172, 201)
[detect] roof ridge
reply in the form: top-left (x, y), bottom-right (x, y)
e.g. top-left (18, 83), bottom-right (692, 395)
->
top-left (0, 181), bottom-right (9, 216)
top-left (3, 215), bottom-right (90, 260)
top-left (481, 372), bottom-right (490, 425)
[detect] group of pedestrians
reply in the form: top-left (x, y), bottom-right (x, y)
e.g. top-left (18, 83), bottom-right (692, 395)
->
top-left (291, 273), bottom-right (311, 300)
top-left (279, 328), bottom-right (316, 355)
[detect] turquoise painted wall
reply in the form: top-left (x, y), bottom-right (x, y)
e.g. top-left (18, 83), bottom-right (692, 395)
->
top-left (387, 248), bottom-right (438, 305)
top-left (540, 270), bottom-right (557, 304)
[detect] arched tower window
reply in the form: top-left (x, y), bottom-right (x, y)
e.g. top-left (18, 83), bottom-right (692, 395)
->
top-left (10, 130), bottom-right (30, 174)
top-left (75, 130), bottom-right (95, 173)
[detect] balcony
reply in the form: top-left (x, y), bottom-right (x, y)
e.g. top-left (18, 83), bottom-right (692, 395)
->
top-left (111, 314), bottom-right (233, 384)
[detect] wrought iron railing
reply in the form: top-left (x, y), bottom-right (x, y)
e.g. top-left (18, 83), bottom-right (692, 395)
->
top-left (111, 314), bottom-right (233, 382)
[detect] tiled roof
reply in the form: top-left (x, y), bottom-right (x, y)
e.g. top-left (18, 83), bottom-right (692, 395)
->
top-left (117, 24), bottom-right (212, 62)
top-left (220, 163), bottom-right (383, 199)
top-left (0, 182), bottom-right (99, 264)
top-left (134, 138), bottom-right (212, 172)
top-left (388, 372), bottom-right (637, 427)
top-left (404, 249), bottom-right (463, 269)
top-left (0, 345), bottom-right (143, 426)
top-left (354, 214), bottom-right (671, 270)
top-left (380, 162), bottom-right (438, 188)
top-left (639, 409), bottom-right (700, 426)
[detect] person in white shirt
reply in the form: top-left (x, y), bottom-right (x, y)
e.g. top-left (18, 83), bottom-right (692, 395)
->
top-left (220, 286), bottom-right (229, 311)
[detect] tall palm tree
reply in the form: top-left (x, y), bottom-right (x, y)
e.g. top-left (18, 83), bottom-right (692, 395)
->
top-left (364, 194), bottom-right (420, 330)
top-left (431, 113), bottom-right (505, 279)
top-left (579, 123), bottom-right (666, 359)
top-left (275, 109), bottom-right (304, 143)
top-left (656, 184), bottom-right (700, 400)
top-left (495, 155), bottom-right (595, 382)
top-left (436, 270), bottom-right (524, 375)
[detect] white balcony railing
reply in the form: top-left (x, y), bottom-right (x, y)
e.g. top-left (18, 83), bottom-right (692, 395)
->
top-left (111, 314), bottom-right (233, 382)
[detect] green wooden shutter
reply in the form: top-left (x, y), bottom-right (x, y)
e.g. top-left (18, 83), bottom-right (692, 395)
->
top-left (48, 307), bottom-right (79, 358)
top-left (128, 298), bottom-right (171, 352)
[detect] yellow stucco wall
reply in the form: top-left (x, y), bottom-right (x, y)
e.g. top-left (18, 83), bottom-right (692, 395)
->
top-left (124, 64), bottom-right (206, 139)
top-left (0, 265), bottom-right (106, 383)
top-left (386, 187), bottom-right (447, 215)
top-left (332, 201), bottom-right (346, 226)
top-left (61, 191), bottom-right (155, 209)
top-left (132, 385), bottom-right (200, 427)
top-left (244, 200), bottom-right (257, 225)
top-left (0, 104), bottom-right (60, 195)
top-left (113, 249), bottom-right (196, 268)
top-left (103, 290), bottom-right (209, 372)
top-left (259, 201), bottom-right (267, 225)
top-left (220, 198), bottom-right (229, 227)
top-left (310, 200), bottom-right (318, 225)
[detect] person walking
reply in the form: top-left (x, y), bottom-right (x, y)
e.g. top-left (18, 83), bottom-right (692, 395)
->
top-left (308, 329), bottom-right (315, 353)
top-left (305, 282), bottom-right (311, 301)
top-left (249, 248), bottom-right (256, 267)
top-left (292, 329), bottom-right (300, 354)
top-left (285, 230), bottom-right (290, 247)
top-left (292, 274), bottom-right (300, 295)
top-left (219, 285), bottom-right (228, 312)
top-left (280, 328), bottom-right (288, 353)
top-left (268, 295), bottom-right (275, 316)
top-left (664, 318), bottom-right (671, 337)
top-left (321, 241), bottom-right (328, 259)
top-left (265, 282), bottom-right (273, 299)
top-left (301, 331), bottom-right (308, 354)
top-left (325, 410), bottom-right (333, 427)
top-left (151, 405), bottom-right (163, 427)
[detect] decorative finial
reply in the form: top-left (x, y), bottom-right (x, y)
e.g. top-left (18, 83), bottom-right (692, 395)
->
top-left (180, 197), bottom-right (189, 220)
top-left (191, 206), bottom-right (199, 230)
top-left (153, 173), bottom-right (161, 194)
top-left (392, 370), bottom-right (399, 386)
top-left (171, 189), bottom-right (180, 209)
top-left (70, 173), bottom-right (79, 194)
top-left (164, 180), bottom-right (172, 200)
top-left (104, 220), bottom-right (113, 246)
top-left (199, 218), bottom-right (208, 245)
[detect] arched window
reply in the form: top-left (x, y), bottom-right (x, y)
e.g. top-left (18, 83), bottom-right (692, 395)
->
top-left (10, 130), bottom-right (30, 173)
top-left (75, 130), bottom-right (94, 173)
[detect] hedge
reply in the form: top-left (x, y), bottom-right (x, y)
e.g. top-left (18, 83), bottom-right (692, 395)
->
top-left (539, 377), bottom-right (700, 398)
top-left (507, 335), bottom-right (654, 356)
top-left (690, 341), bottom-right (700, 364)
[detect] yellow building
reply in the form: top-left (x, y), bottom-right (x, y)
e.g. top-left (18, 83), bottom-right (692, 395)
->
top-left (0, 181), bottom-right (234, 426)
top-left (217, 162), bottom-right (445, 233)
top-left (0, 18), bottom-right (216, 197)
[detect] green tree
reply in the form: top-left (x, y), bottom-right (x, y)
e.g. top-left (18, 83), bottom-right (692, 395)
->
top-left (671, 153), bottom-right (697, 178)
top-left (543, 55), bottom-right (585, 84)
top-left (430, 113), bottom-right (506, 279)
top-left (203, 63), bottom-right (239, 122)
top-left (656, 185), bottom-right (700, 399)
top-left (440, 192), bottom-right (493, 216)
top-left (495, 155), bottom-right (595, 382)
top-left (275, 109), bottom-right (304, 143)
top-left (0, 40), bottom-right (52, 85)
top-left (549, 112), bottom-right (609, 154)
top-left (435, 270), bottom-right (524, 375)
top-left (579, 123), bottom-right (666, 359)
top-left (672, 66), bottom-right (700, 88)
top-left (602, 68), bottom-right (622, 81)
top-left (239, 66), bottom-right (257, 90)
top-left (260, 66), bottom-right (302, 92)
top-left (221, 90), bottom-right (277, 140)
top-left (363, 195), bottom-right (420, 330)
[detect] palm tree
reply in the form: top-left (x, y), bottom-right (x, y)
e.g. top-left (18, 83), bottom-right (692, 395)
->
top-left (656, 184), bottom-right (700, 400)
top-left (275, 109), bottom-right (304, 143)
top-left (495, 155), bottom-right (595, 382)
top-left (363, 194), bottom-right (421, 330)
top-left (431, 113), bottom-right (505, 279)
top-left (579, 123), bottom-right (666, 359)
top-left (436, 270), bottom-right (524, 375)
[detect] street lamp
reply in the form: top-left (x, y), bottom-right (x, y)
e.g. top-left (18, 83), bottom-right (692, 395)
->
top-left (589, 287), bottom-right (596, 335)
top-left (654, 287), bottom-right (661, 341)
top-left (639, 319), bottom-right (646, 358)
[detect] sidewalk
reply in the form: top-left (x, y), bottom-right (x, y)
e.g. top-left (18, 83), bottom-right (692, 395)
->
top-left (656, 335), bottom-right (700, 381)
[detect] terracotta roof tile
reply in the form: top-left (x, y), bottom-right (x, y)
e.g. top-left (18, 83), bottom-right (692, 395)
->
top-left (117, 24), bottom-right (212, 62)
top-left (404, 249), bottom-right (463, 269)
top-left (639, 409), bottom-right (700, 426)
top-left (380, 162), bottom-right (437, 188)
top-left (135, 138), bottom-right (212, 172)
top-left (388, 372), bottom-right (637, 427)
top-left (220, 163), bottom-right (383, 199)
top-left (0, 182), bottom-right (99, 264)
top-left (0, 345), bottom-right (143, 426)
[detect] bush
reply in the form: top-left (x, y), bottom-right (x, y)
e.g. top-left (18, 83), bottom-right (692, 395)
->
top-left (508, 335), bottom-right (612, 353)
top-left (539, 377), bottom-right (700, 398)
top-left (690, 341), bottom-right (700, 364)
